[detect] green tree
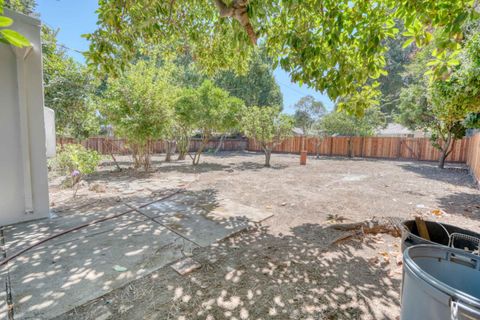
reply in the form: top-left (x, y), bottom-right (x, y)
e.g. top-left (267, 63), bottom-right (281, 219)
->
top-left (174, 88), bottom-right (198, 161)
top-left (319, 108), bottom-right (386, 137)
top-left (87, 0), bottom-right (475, 115)
top-left (377, 24), bottom-right (413, 118)
top-left (101, 61), bottom-right (175, 170)
top-left (241, 106), bottom-right (294, 167)
top-left (42, 27), bottom-right (99, 139)
top-left (292, 95), bottom-right (326, 135)
top-left (4, 0), bottom-right (36, 14)
top-left (214, 49), bottom-right (283, 108)
top-left (397, 31), bottom-right (480, 168)
top-left (176, 80), bottom-right (243, 165)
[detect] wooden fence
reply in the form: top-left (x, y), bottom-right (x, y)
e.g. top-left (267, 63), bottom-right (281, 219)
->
top-left (247, 136), bottom-right (471, 163)
top-left (467, 133), bottom-right (480, 185)
top-left (57, 137), bottom-right (247, 155)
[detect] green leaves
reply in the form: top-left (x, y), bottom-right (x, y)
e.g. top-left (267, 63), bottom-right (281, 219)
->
top-left (87, 0), bottom-right (477, 115)
top-left (0, 16), bottom-right (12, 27)
top-left (53, 144), bottom-right (101, 179)
top-left (0, 28), bottom-right (30, 46)
top-left (319, 107), bottom-right (386, 137)
top-left (101, 60), bottom-right (175, 152)
top-left (0, 10), bottom-right (30, 47)
top-left (241, 105), bottom-right (294, 150)
top-left (0, 2), bottom-right (31, 48)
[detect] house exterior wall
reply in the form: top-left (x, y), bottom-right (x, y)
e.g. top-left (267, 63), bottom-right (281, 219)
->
top-left (0, 9), bottom-right (49, 226)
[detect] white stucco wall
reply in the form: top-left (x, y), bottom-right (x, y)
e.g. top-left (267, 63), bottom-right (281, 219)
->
top-left (0, 9), bottom-right (49, 225)
top-left (44, 107), bottom-right (56, 158)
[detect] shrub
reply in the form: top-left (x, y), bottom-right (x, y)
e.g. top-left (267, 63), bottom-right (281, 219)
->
top-left (54, 144), bottom-right (101, 183)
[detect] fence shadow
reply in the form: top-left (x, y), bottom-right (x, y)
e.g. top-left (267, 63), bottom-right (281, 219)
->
top-left (399, 163), bottom-right (476, 188)
top-left (233, 161), bottom-right (288, 171)
top-left (58, 223), bottom-right (402, 320)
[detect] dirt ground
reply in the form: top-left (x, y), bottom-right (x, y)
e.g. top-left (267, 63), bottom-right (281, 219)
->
top-left (49, 152), bottom-right (480, 320)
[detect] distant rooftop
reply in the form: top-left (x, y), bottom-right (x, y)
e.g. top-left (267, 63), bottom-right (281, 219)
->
top-left (376, 123), bottom-right (425, 137)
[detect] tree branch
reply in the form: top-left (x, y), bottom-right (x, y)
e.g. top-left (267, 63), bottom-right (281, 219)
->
top-left (213, 0), bottom-right (257, 45)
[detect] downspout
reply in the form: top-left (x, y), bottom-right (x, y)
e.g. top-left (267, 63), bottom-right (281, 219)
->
top-left (12, 45), bottom-right (34, 214)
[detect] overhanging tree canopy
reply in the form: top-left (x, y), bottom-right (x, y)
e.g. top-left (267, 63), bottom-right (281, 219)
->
top-left (86, 0), bottom-right (477, 114)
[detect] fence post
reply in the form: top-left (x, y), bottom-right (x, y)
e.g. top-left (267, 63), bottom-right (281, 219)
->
top-left (418, 139), bottom-right (422, 160)
top-left (360, 137), bottom-right (364, 157)
top-left (397, 138), bottom-right (402, 159)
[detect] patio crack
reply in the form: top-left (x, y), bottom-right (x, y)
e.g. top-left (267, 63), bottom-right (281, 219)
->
top-left (125, 203), bottom-right (202, 248)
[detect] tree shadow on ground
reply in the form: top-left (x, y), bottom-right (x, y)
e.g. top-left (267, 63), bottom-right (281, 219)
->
top-left (233, 161), bottom-right (288, 171)
top-left (57, 223), bottom-right (402, 320)
top-left (2, 188), bottom-right (255, 319)
top-left (437, 191), bottom-right (480, 221)
top-left (312, 156), bottom-right (384, 163)
top-left (86, 162), bottom-right (230, 184)
top-left (157, 162), bottom-right (230, 174)
top-left (398, 163), bottom-right (476, 188)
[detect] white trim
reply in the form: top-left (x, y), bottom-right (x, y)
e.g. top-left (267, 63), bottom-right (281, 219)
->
top-left (12, 45), bottom-right (34, 214)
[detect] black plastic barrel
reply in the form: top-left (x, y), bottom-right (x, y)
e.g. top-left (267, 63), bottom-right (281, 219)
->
top-left (401, 220), bottom-right (480, 252)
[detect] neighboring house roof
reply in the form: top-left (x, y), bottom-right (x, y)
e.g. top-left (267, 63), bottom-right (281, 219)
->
top-left (376, 123), bottom-right (425, 137)
top-left (292, 127), bottom-right (304, 135)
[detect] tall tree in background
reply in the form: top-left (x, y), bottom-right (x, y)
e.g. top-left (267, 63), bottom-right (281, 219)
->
top-left (42, 27), bottom-right (99, 139)
top-left (4, 0), bottom-right (36, 15)
top-left (377, 23), bottom-right (413, 118)
top-left (214, 49), bottom-right (283, 108)
top-left (397, 27), bottom-right (480, 168)
top-left (319, 108), bottom-right (386, 137)
top-left (292, 95), bottom-right (326, 135)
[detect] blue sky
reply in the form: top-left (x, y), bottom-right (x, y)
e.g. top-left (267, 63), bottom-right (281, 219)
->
top-left (36, 0), bottom-right (333, 113)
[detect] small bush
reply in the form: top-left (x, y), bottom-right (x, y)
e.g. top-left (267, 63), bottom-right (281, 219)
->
top-left (54, 144), bottom-right (101, 182)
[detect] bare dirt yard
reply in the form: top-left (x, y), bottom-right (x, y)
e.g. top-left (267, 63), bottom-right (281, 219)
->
top-left (50, 152), bottom-right (480, 320)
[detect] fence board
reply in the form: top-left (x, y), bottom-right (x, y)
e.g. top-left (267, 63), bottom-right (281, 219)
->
top-left (467, 133), bottom-right (480, 184)
top-left (56, 134), bottom-right (480, 183)
top-left (57, 137), bottom-right (247, 155)
top-left (247, 136), bottom-right (471, 163)
top-left (57, 135), bottom-right (475, 166)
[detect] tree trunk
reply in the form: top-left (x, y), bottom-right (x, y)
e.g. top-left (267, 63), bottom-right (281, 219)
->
top-left (193, 138), bottom-right (208, 165)
top-left (164, 140), bottom-right (175, 162)
top-left (177, 152), bottom-right (186, 160)
top-left (214, 134), bottom-right (226, 154)
top-left (315, 137), bottom-right (322, 159)
top-left (214, 0), bottom-right (257, 45)
top-left (263, 148), bottom-right (271, 167)
top-left (177, 136), bottom-right (190, 160)
top-left (438, 132), bottom-right (453, 169)
top-left (143, 141), bottom-right (151, 171)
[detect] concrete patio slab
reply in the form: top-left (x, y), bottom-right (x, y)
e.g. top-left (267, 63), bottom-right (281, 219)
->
top-left (211, 199), bottom-right (273, 223)
top-left (152, 208), bottom-right (248, 247)
top-left (0, 188), bottom-right (271, 319)
top-left (3, 204), bottom-right (132, 256)
top-left (3, 219), bottom-right (197, 319)
top-left (138, 190), bottom-right (251, 247)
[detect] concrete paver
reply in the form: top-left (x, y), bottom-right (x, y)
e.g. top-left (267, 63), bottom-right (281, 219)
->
top-left (0, 189), bottom-right (265, 319)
